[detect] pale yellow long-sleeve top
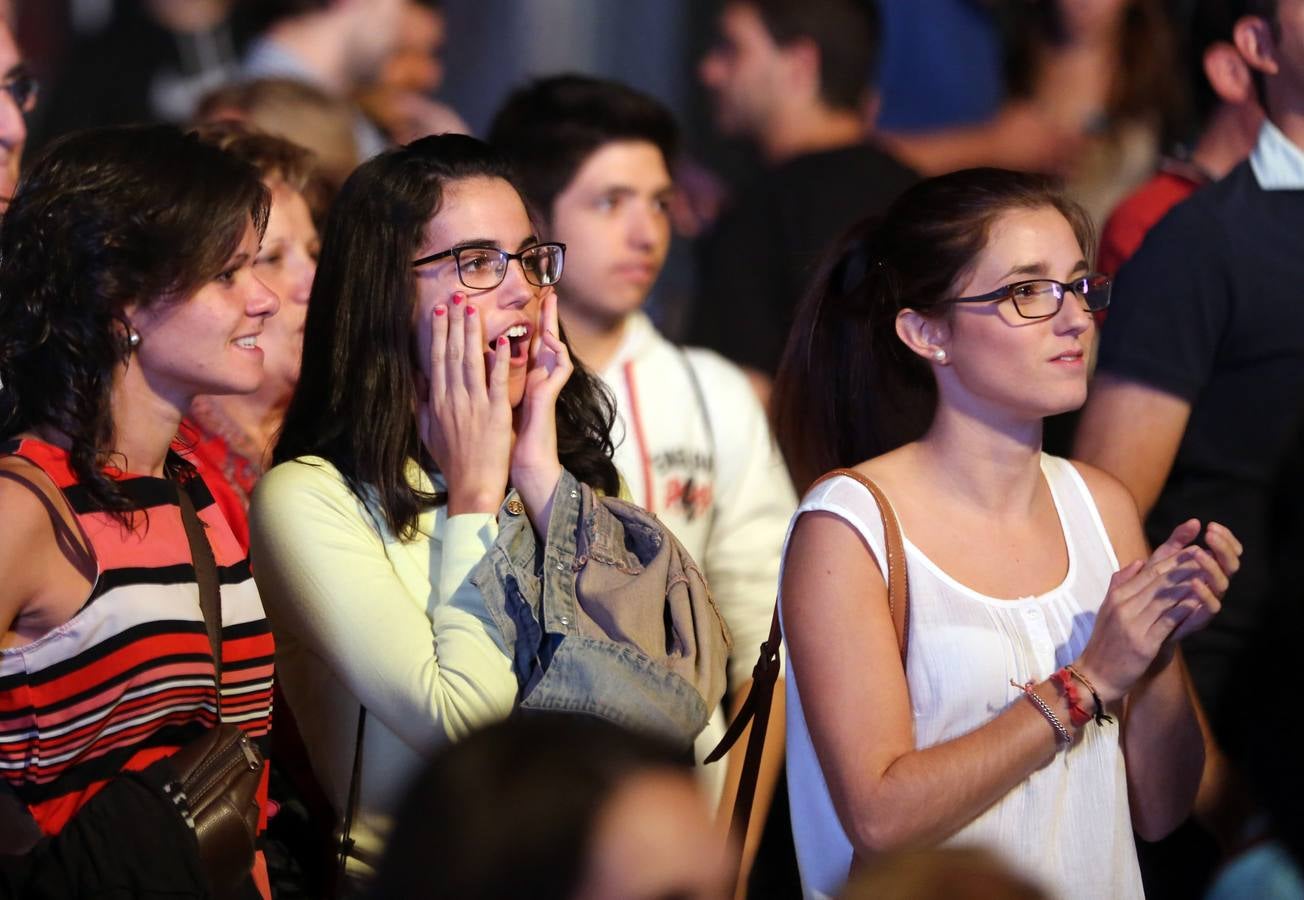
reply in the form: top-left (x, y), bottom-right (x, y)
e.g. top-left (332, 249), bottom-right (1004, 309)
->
top-left (248, 456), bottom-right (517, 883)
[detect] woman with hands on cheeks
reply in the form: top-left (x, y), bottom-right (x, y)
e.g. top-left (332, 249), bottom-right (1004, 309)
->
top-left (248, 134), bottom-right (620, 893)
top-left (771, 168), bottom-right (1240, 900)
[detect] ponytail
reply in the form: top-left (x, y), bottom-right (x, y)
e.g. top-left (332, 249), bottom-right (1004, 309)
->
top-left (772, 168), bottom-right (1094, 492)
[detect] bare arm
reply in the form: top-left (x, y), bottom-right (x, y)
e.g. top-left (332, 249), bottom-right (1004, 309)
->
top-left (1074, 373), bottom-right (1191, 518)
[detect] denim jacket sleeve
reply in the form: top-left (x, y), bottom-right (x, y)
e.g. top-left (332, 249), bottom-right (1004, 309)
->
top-left (470, 469), bottom-right (731, 746)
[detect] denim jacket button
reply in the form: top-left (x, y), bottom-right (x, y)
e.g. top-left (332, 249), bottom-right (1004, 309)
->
top-left (506, 498), bottom-right (525, 516)
top-left (560, 616), bottom-right (570, 626)
top-left (569, 489), bottom-right (578, 499)
top-left (555, 561), bottom-right (566, 572)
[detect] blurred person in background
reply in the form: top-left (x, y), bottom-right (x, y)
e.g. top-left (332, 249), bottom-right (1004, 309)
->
top-left (1075, 0), bottom-right (1304, 747)
top-left (838, 847), bottom-right (1047, 900)
top-left (0, 16), bottom-right (32, 211)
top-left (182, 122), bottom-right (319, 552)
top-left (490, 73), bottom-right (796, 889)
top-left (369, 715), bottom-right (731, 900)
top-left (356, 0), bottom-right (469, 145)
top-left (687, 0), bottom-right (916, 402)
top-left (196, 76), bottom-right (359, 211)
top-left (242, 0), bottom-right (405, 159)
top-left (1098, 0), bottom-right (1264, 274)
top-left (30, 0), bottom-right (258, 148)
top-left (885, 0), bottom-right (1184, 227)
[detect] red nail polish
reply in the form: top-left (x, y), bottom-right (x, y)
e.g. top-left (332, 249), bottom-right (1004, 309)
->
top-left (452, 294), bottom-right (464, 305)
top-left (434, 305), bottom-right (446, 317)
top-left (467, 306), bottom-right (476, 315)
top-left (498, 336), bottom-right (508, 346)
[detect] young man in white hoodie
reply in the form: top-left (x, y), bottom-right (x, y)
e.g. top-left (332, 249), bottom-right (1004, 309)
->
top-left (490, 74), bottom-right (796, 879)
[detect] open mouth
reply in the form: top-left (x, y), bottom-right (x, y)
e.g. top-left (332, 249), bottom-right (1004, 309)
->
top-left (234, 335), bottom-right (260, 350)
top-left (491, 323), bottom-right (531, 364)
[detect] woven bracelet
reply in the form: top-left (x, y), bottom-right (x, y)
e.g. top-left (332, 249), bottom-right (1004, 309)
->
top-left (1064, 665), bottom-right (1114, 726)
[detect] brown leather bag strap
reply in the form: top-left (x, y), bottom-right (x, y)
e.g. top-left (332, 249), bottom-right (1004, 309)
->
top-left (175, 483), bottom-right (224, 696)
top-left (707, 468), bottom-right (909, 894)
top-left (824, 467), bottom-right (911, 664)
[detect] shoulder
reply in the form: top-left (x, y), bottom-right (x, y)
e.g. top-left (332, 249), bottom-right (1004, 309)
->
top-left (252, 456), bottom-right (356, 519)
top-left (1063, 457), bottom-right (1145, 554)
top-left (0, 457), bottom-right (67, 574)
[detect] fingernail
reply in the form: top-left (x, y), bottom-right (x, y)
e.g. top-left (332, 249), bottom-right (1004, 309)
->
top-left (467, 306), bottom-right (476, 316)
top-left (452, 294), bottom-right (464, 306)
top-left (434, 305), bottom-right (446, 317)
top-left (498, 335), bottom-right (508, 346)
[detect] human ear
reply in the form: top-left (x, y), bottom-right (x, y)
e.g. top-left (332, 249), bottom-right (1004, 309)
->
top-left (895, 308), bottom-right (950, 364)
top-left (1233, 15), bottom-right (1278, 77)
top-left (1205, 41), bottom-right (1255, 104)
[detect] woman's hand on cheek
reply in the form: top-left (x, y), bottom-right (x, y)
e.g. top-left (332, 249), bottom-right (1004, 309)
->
top-left (423, 293), bottom-right (513, 516)
top-left (511, 289), bottom-right (570, 533)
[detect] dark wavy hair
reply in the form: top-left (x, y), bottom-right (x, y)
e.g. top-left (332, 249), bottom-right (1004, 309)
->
top-left (772, 168), bottom-right (1094, 491)
top-left (0, 124), bottom-right (270, 518)
top-left (275, 133), bottom-right (619, 540)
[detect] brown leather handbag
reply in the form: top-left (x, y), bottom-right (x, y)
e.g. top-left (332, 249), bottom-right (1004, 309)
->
top-left (173, 484), bottom-right (266, 900)
top-left (706, 468), bottom-right (911, 895)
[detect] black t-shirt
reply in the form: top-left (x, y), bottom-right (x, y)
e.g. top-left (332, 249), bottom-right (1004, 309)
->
top-left (688, 144), bottom-right (917, 375)
top-left (1096, 160), bottom-right (1304, 714)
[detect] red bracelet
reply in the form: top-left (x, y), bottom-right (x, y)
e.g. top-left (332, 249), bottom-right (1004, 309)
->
top-left (1050, 668), bottom-right (1093, 728)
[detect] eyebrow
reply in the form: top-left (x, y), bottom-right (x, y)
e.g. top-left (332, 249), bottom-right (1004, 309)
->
top-left (996, 259), bottom-right (1090, 282)
top-left (3, 63), bottom-right (27, 82)
top-left (450, 235), bottom-right (539, 252)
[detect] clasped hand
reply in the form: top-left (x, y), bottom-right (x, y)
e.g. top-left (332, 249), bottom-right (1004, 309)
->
top-left (1074, 519), bottom-right (1242, 703)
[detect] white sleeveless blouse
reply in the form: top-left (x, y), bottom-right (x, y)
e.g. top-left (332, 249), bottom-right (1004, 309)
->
top-left (781, 455), bottom-right (1144, 900)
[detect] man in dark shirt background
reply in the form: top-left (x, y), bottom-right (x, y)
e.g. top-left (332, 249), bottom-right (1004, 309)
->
top-left (1076, 0), bottom-right (1304, 744)
top-left (688, 0), bottom-right (915, 399)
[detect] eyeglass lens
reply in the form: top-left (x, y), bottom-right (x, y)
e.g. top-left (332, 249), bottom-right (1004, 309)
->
top-left (1010, 276), bottom-right (1110, 318)
top-left (456, 245), bottom-right (563, 289)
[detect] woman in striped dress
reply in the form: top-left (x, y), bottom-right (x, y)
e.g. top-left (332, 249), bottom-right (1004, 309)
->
top-left (0, 124), bottom-right (277, 896)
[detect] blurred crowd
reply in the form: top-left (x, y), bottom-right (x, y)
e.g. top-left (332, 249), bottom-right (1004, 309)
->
top-left (0, 1), bottom-right (1301, 899)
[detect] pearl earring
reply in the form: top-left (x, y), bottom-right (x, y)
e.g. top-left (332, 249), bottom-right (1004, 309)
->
top-left (127, 329), bottom-right (141, 348)
top-left (932, 348), bottom-right (947, 363)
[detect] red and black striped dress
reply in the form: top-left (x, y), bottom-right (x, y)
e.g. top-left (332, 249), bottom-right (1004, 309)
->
top-left (0, 437), bottom-right (274, 836)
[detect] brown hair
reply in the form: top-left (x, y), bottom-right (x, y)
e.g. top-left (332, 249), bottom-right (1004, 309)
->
top-left (771, 168), bottom-right (1093, 491)
top-left (0, 124), bottom-right (269, 519)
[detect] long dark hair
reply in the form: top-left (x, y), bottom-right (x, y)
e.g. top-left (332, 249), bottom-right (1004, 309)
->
top-left (275, 133), bottom-right (618, 539)
top-left (0, 124), bottom-right (270, 518)
top-left (772, 168), bottom-right (1094, 491)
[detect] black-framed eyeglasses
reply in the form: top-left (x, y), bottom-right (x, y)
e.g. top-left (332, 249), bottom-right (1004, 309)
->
top-left (1, 69), bottom-right (38, 115)
top-left (946, 273), bottom-right (1112, 320)
top-left (411, 242), bottom-right (565, 290)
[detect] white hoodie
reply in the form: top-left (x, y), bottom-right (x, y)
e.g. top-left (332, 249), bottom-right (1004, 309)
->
top-left (599, 312), bottom-right (797, 797)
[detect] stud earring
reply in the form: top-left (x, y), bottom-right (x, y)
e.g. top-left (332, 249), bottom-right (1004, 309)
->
top-left (127, 329), bottom-right (141, 348)
top-left (932, 348), bottom-right (947, 363)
